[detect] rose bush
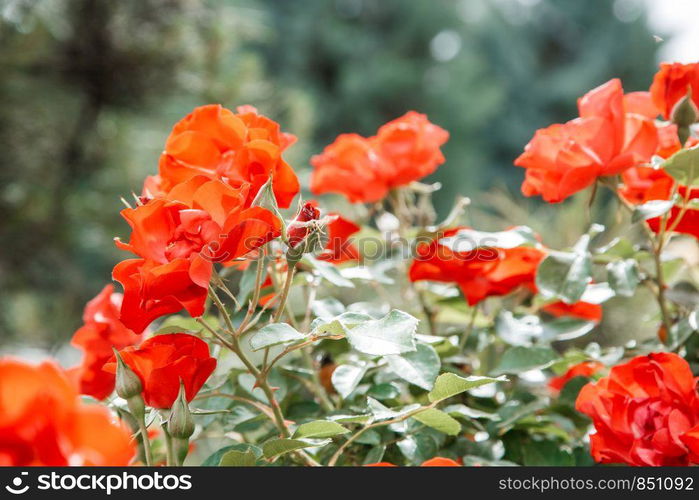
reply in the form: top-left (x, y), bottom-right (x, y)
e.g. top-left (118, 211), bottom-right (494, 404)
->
top-left (2, 62), bottom-right (698, 467)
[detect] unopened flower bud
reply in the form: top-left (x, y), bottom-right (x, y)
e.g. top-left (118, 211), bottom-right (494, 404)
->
top-left (113, 348), bottom-right (142, 400)
top-left (168, 381), bottom-right (194, 440)
top-left (287, 201), bottom-right (321, 248)
top-left (671, 92), bottom-right (698, 145)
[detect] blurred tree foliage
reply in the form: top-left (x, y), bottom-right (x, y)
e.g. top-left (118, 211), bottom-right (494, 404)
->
top-left (0, 0), bottom-right (659, 349)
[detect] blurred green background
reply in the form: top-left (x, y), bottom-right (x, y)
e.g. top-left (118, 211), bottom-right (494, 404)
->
top-left (0, 0), bottom-right (665, 350)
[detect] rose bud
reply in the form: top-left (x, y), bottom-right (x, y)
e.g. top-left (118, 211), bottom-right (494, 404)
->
top-left (287, 201), bottom-right (321, 249)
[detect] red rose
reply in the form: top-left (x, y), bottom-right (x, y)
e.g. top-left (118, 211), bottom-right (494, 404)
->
top-left (106, 334), bottom-right (216, 409)
top-left (310, 133), bottom-right (393, 203)
top-left (113, 258), bottom-right (210, 334)
top-left (409, 228), bottom-right (544, 305)
top-left (287, 201), bottom-right (321, 248)
top-left (147, 104), bottom-right (299, 208)
top-left (420, 457), bottom-right (461, 466)
top-left (650, 62), bottom-right (699, 119)
top-left (67, 285), bottom-right (140, 400)
top-left (372, 111), bottom-right (449, 187)
top-left (310, 112), bottom-right (448, 203)
top-left (620, 165), bottom-right (699, 240)
top-left (364, 457), bottom-right (460, 467)
top-left (620, 165), bottom-right (675, 204)
top-left (576, 353), bottom-right (699, 466)
top-left (542, 301), bottom-right (603, 323)
top-left (317, 212), bottom-right (361, 264)
top-left (113, 177), bottom-right (281, 332)
top-left (515, 79), bottom-right (658, 202)
top-left (646, 185), bottom-right (699, 240)
top-left (548, 361), bottom-right (604, 393)
top-left (0, 358), bottom-right (135, 466)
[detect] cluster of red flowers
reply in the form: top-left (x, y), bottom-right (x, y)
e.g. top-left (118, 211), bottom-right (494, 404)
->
top-left (576, 353), bottom-right (699, 466)
top-left (516, 63), bottom-right (698, 241)
top-left (4, 61), bottom-right (698, 467)
top-left (116, 106), bottom-right (295, 333)
top-left (310, 111), bottom-right (449, 203)
top-left (408, 227), bottom-right (602, 322)
top-left (144, 104), bottom-right (300, 209)
top-left (0, 358), bottom-right (135, 466)
top-left (67, 285), bottom-right (140, 400)
top-left (104, 334), bottom-right (217, 409)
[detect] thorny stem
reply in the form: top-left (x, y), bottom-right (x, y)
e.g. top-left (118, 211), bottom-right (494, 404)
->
top-left (235, 251), bottom-right (266, 336)
top-left (195, 392), bottom-right (277, 421)
top-left (162, 426), bottom-right (174, 467)
top-left (137, 418), bottom-right (153, 466)
top-left (388, 188), bottom-right (439, 334)
top-left (608, 184), bottom-right (674, 335)
top-left (209, 286), bottom-right (235, 335)
top-left (327, 401), bottom-right (438, 466)
top-left (416, 284), bottom-right (438, 335)
top-left (459, 305), bottom-right (478, 352)
top-left (272, 264), bottom-right (297, 324)
top-left (301, 349), bottom-right (335, 412)
top-left (198, 310), bottom-right (319, 466)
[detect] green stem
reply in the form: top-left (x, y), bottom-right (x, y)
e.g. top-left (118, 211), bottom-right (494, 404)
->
top-left (163, 427), bottom-right (174, 467)
top-left (272, 265), bottom-right (296, 323)
top-left (327, 402), bottom-right (437, 466)
top-left (209, 286), bottom-right (235, 334)
top-left (301, 348), bottom-right (335, 412)
top-left (652, 238), bottom-right (673, 337)
top-left (459, 305), bottom-right (478, 352)
top-left (137, 418), bottom-right (153, 466)
top-left (610, 186), bottom-right (674, 336)
top-left (236, 251), bottom-right (266, 336)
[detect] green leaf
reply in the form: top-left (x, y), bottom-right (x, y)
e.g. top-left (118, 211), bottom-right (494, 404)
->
top-left (331, 363), bottom-right (367, 399)
top-left (606, 259), bottom-right (640, 297)
top-left (249, 323), bottom-right (305, 351)
top-left (310, 312), bottom-right (374, 338)
top-left (427, 373), bottom-right (506, 403)
top-left (345, 309), bottom-right (418, 356)
top-left (367, 397), bottom-right (421, 421)
top-left (152, 325), bottom-right (191, 335)
top-left (411, 408), bottom-right (461, 435)
top-left (443, 404), bottom-right (499, 421)
top-left (536, 250), bottom-right (591, 304)
top-left (385, 343), bottom-right (440, 390)
top-left (493, 346), bottom-right (559, 375)
top-left (363, 445), bottom-right (387, 465)
top-left (666, 282), bottom-right (699, 309)
top-left (495, 311), bottom-right (542, 346)
top-left (579, 282), bottom-right (615, 304)
top-left (541, 317), bottom-right (595, 342)
top-left (219, 449), bottom-right (258, 466)
top-left (302, 255), bottom-right (355, 288)
top-left (367, 383), bottom-right (400, 400)
top-left (201, 444), bottom-right (261, 466)
top-left (311, 297), bottom-right (345, 320)
top-left (439, 226), bottom-right (537, 251)
top-left (293, 420), bottom-right (349, 439)
top-left (662, 145), bottom-right (699, 186)
top-left (522, 440), bottom-right (574, 466)
top-left (558, 376), bottom-right (592, 407)
top-left (631, 198), bottom-right (675, 223)
top-left (397, 434), bottom-right (440, 465)
top-left (340, 265), bottom-right (395, 285)
top-left (262, 438), bottom-right (330, 459)
top-left (327, 414), bottom-right (373, 424)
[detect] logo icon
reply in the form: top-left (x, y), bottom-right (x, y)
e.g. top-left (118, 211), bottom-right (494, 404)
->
top-left (5, 472), bottom-right (29, 495)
